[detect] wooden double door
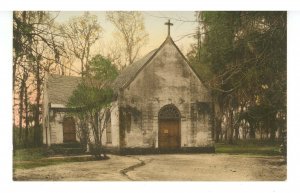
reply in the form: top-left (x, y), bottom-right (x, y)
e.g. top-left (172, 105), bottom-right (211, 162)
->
top-left (158, 119), bottom-right (180, 149)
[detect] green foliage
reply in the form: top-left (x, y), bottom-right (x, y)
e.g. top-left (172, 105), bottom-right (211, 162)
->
top-left (238, 104), bottom-right (276, 123)
top-left (68, 84), bottom-right (114, 111)
top-left (67, 55), bottom-right (118, 159)
top-left (13, 126), bottom-right (42, 149)
top-left (88, 54), bottom-right (119, 83)
top-left (13, 11), bottom-right (48, 57)
top-left (88, 143), bottom-right (109, 160)
top-left (13, 11), bottom-right (64, 148)
top-left (199, 12), bottom-right (240, 73)
top-left (193, 11), bottom-right (286, 93)
top-left (68, 54), bottom-right (118, 111)
top-left (13, 148), bottom-right (93, 169)
top-left (215, 140), bottom-right (282, 156)
top-left (189, 11), bottom-right (287, 142)
top-left (13, 148), bottom-right (47, 161)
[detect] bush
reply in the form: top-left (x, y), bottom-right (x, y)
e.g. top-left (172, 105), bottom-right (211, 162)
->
top-left (215, 139), bottom-right (282, 156)
top-left (13, 125), bottom-right (43, 149)
top-left (88, 143), bottom-right (109, 160)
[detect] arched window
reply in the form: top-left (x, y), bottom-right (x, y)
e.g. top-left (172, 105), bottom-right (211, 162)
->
top-left (158, 104), bottom-right (181, 120)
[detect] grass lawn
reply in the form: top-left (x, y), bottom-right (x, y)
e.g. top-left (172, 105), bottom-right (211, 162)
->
top-left (14, 148), bottom-right (47, 161)
top-left (13, 148), bottom-right (93, 170)
top-left (14, 140), bottom-right (283, 170)
top-left (215, 140), bottom-right (282, 156)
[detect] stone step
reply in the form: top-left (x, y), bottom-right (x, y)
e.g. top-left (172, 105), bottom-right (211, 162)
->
top-left (49, 147), bottom-right (86, 155)
top-left (49, 142), bottom-right (86, 155)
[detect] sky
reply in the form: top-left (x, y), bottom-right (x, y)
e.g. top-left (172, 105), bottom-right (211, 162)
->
top-left (53, 11), bottom-right (198, 57)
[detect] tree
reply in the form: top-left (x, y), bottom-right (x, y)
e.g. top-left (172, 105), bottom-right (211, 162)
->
top-left (188, 11), bottom-right (286, 143)
top-left (60, 12), bottom-right (102, 76)
top-left (68, 55), bottom-right (118, 159)
top-left (106, 11), bottom-right (149, 68)
top-left (13, 11), bottom-right (66, 147)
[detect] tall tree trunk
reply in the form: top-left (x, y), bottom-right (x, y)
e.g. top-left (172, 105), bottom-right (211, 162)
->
top-left (227, 109), bottom-right (234, 144)
top-left (213, 95), bottom-right (223, 142)
top-left (95, 112), bottom-right (99, 145)
top-left (24, 83), bottom-right (29, 147)
top-left (214, 119), bottom-right (221, 142)
top-left (220, 129), bottom-right (223, 141)
top-left (260, 124), bottom-right (263, 140)
top-left (234, 122), bottom-right (239, 141)
top-left (34, 61), bottom-right (41, 147)
top-left (80, 58), bottom-right (85, 77)
top-left (278, 122), bottom-right (282, 140)
top-left (224, 124), bottom-right (228, 141)
top-left (13, 62), bottom-right (17, 91)
top-left (18, 73), bottom-right (26, 143)
top-left (242, 125), bottom-right (246, 139)
top-left (249, 123), bottom-right (256, 139)
top-left (269, 117), bottom-right (276, 142)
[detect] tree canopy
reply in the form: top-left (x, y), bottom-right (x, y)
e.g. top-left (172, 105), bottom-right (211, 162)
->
top-left (188, 11), bottom-right (286, 142)
top-left (68, 54), bottom-right (118, 110)
top-left (67, 55), bottom-right (118, 159)
top-left (106, 11), bottom-right (149, 68)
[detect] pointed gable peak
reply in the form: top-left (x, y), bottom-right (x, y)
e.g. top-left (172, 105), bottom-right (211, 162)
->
top-left (112, 30), bottom-right (206, 92)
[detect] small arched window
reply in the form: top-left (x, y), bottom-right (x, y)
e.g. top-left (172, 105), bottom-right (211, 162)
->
top-left (158, 104), bottom-right (181, 120)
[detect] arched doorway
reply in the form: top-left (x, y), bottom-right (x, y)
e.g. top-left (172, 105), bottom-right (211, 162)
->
top-left (63, 117), bottom-right (76, 143)
top-left (158, 104), bottom-right (181, 149)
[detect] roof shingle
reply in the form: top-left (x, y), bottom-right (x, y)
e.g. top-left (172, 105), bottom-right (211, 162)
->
top-left (46, 74), bottom-right (81, 105)
top-left (112, 49), bottom-right (157, 91)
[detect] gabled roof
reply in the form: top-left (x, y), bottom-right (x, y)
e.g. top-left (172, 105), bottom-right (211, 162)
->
top-left (112, 36), bottom-right (207, 91)
top-left (46, 74), bottom-right (81, 105)
top-left (112, 49), bottom-right (157, 91)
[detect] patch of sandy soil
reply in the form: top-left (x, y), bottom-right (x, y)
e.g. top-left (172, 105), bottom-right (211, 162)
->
top-left (13, 154), bottom-right (286, 181)
top-left (127, 154), bottom-right (286, 181)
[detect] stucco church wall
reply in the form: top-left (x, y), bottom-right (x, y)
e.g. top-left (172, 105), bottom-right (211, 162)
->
top-left (191, 102), bottom-right (214, 146)
top-left (102, 101), bottom-right (120, 147)
top-left (119, 40), bottom-right (213, 148)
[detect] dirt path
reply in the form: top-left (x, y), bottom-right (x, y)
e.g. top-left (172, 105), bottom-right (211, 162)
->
top-left (127, 154), bottom-right (286, 181)
top-left (14, 155), bottom-right (140, 181)
top-left (13, 154), bottom-right (286, 181)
